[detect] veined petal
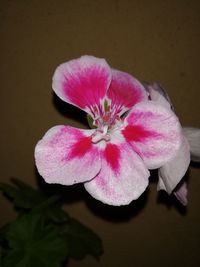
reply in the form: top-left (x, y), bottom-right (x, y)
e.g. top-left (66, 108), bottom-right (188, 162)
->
top-left (35, 126), bottom-right (101, 185)
top-left (84, 143), bottom-right (149, 206)
top-left (52, 55), bottom-right (111, 113)
top-left (107, 69), bottom-right (148, 114)
top-left (157, 136), bottom-right (190, 193)
top-left (183, 127), bottom-right (200, 162)
top-left (122, 101), bottom-right (181, 169)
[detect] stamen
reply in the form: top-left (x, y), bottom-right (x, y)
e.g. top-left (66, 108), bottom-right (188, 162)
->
top-left (91, 126), bottom-right (110, 144)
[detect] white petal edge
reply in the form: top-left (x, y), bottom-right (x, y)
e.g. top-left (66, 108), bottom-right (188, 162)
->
top-left (157, 136), bottom-right (190, 194)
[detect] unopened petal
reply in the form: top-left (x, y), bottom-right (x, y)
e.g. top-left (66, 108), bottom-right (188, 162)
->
top-left (84, 143), bottom-right (149, 206)
top-left (157, 136), bottom-right (190, 193)
top-left (143, 82), bottom-right (173, 110)
top-left (52, 55), bottom-right (111, 114)
top-left (122, 101), bottom-right (181, 169)
top-left (35, 126), bottom-right (101, 185)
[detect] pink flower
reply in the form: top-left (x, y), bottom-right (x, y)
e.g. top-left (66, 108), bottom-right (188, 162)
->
top-left (35, 56), bottom-right (181, 206)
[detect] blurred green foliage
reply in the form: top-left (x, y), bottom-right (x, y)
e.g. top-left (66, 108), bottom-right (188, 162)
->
top-left (0, 178), bottom-right (103, 267)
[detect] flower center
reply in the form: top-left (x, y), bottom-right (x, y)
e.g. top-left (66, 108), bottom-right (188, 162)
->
top-left (90, 100), bottom-right (124, 144)
top-left (91, 117), bottom-right (123, 144)
top-left (92, 125), bottom-right (110, 144)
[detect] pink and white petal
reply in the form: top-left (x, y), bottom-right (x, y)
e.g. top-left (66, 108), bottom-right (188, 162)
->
top-left (122, 101), bottom-right (181, 169)
top-left (183, 127), bottom-right (200, 162)
top-left (52, 55), bottom-right (111, 113)
top-left (143, 82), bottom-right (173, 110)
top-left (157, 136), bottom-right (190, 193)
top-left (84, 143), bottom-right (149, 206)
top-left (174, 182), bottom-right (188, 206)
top-left (107, 69), bottom-right (148, 113)
top-left (35, 126), bottom-right (101, 185)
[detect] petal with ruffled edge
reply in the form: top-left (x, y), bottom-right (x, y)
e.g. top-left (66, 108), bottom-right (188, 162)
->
top-left (122, 101), bottom-right (181, 169)
top-left (35, 126), bottom-right (101, 185)
top-left (107, 69), bottom-right (148, 114)
top-left (84, 142), bottom-right (149, 206)
top-left (157, 136), bottom-right (190, 193)
top-left (52, 55), bottom-right (111, 114)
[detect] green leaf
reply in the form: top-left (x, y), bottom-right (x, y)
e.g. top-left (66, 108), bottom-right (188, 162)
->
top-left (0, 223), bottom-right (10, 262)
top-left (1, 178), bottom-right (103, 264)
top-left (4, 214), bottom-right (68, 267)
top-left (43, 205), bottom-right (69, 224)
top-left (62, 218), bottom-right (103, 260)
top-left (0, 179), bottom-right (45, 210)
top-left (32, 195), bottom-right (60, 213)
top-left (0, 223), bottom-right (10, 242)
top-left (0, 183), bottom-right (19, 200)
top-left (11, 178), bottom-right (37, 191)
top-left (32, 195), bottom-right (69, 224)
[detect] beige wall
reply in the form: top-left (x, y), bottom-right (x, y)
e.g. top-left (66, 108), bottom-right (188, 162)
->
top-left (1, 0), bottom-right (200, 266)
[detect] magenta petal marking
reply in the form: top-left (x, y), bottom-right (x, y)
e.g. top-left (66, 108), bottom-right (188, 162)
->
top-left (84, 143), bottom-right (150, 206)
top-left (123, 101), bottom-right (181, 169)
top-left (107, 69), bottom-right (148, 111)
top-left (35, 126), bottom-right (101, 185)
top-left (68, 136), bottom-right (92, 159)
top-left (52, 55), bottom-right (111, 111)
top-left (104, 143), bottom-right (120, 174)
top-left (122, 125), bottom-right (162, 142)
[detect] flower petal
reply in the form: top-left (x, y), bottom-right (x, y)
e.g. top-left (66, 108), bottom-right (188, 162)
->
top-left (35, 126), bottom-right (101, 185)
top-left (157, 136), bottom-right (190, 193)
top-left (52, 55), bottom-right (111, 113)
top-left (122, 101), bottom-right (181, 169)
top-left (84, 143), bottom-right (149, 206)
top-left (107, 69), bottom-right (148, 114)
top-left (143, 82), bottom-right (173, 110)
top-left (174, 182), bottom-right (188, 206)
top-left (183, 127), bottom-right (200, 162)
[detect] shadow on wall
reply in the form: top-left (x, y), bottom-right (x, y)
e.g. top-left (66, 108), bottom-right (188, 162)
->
top-left (52, 93), bottom-right (89, 128)
top-left (35, 168), bottom-right (148, 222)
top-left (35, 169), bottom-right (188, 224)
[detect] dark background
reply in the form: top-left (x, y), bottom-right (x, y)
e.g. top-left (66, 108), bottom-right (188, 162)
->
top-left (1, 0), bottom-right (200, 266)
